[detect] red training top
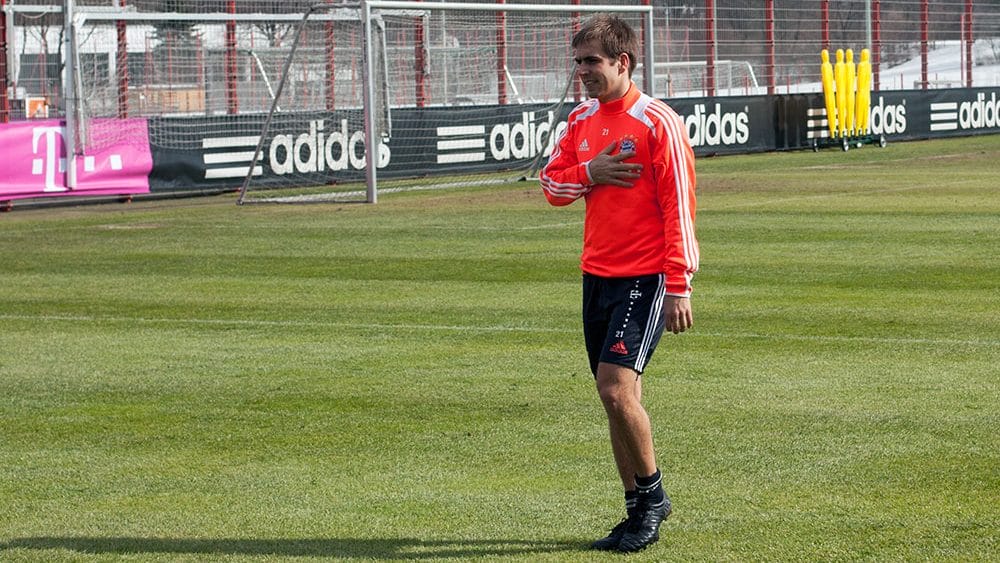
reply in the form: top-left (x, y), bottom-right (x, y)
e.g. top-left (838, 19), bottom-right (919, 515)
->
top-left (541, 83), bottom-right (699, 297)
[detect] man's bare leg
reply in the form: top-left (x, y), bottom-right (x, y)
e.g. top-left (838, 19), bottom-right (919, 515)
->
top-left (596, 362), bottom-right (656, 480)
top-left (594, 362), bottom-right (671, 553)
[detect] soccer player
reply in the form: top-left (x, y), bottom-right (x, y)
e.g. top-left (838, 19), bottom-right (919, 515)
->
top-left (540, 14), bottom-right (698, 553)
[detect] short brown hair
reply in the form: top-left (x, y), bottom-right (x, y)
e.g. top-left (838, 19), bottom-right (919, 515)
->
top-left (572, 14), bottom-right (640, 77)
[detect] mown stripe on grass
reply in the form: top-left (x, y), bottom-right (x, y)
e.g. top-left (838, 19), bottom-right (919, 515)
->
top-left (3, 313), bottom-right (997, 348)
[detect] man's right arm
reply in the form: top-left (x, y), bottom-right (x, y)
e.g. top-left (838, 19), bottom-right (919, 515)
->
top-left (541, 139), bottom-right (643, 208)
top-left (540, 119), bottom-right (593, 206)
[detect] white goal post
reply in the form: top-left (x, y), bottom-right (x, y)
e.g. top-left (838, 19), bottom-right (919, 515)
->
top-left (236, 0), bottom-right (655, 205)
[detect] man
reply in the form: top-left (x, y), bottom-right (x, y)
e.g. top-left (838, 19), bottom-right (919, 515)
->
top-left (540, 14), bottom-right (698, 553)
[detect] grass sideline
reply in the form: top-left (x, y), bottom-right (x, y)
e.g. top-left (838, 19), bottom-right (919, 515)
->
top-left (1, 136), bottom-right (998, 562)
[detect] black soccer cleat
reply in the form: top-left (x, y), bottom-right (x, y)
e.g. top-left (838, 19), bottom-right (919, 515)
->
top-left (590, 517), bottom-right (630, 551)
top-left (616, 497), bottom-right (671, 553)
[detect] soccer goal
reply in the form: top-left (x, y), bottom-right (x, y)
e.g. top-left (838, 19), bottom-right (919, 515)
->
top-left (236, 1), bottom-right (654, 205)
top-left (652, 60), bottom-right (760, 97)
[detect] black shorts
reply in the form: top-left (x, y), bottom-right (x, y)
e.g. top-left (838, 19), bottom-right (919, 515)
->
top-left (582, 273), bottom-right (666, 376)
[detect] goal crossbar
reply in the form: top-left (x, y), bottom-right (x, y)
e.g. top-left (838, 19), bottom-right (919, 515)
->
top-left (366, 1), bottom-right (652, 14)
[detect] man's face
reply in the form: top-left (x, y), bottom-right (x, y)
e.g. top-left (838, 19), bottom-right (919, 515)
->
top-left (573, 39), bottom-right (630, 103)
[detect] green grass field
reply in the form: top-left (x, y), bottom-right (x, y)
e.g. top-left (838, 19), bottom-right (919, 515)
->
top-left (2, 135), bottom-right (998, 562)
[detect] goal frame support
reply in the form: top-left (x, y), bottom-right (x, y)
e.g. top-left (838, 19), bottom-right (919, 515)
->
top-left (361, 1), bottom-right (378, 203)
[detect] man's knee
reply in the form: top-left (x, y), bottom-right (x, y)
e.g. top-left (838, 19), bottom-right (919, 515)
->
top-left (596, 363), bottom-right (640, 412)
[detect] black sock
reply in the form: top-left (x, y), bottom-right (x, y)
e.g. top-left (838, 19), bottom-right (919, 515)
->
top-left (635, 469), bottom-right (665, 506)
top-left (624, 489), bottom-right (639, 517)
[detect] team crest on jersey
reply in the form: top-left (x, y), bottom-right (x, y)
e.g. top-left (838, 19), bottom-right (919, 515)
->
top-left (619, 134), bottom-right (638, 153)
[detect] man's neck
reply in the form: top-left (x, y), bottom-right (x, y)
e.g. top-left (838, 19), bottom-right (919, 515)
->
top-left (599, 81), bottom-right (633, 104)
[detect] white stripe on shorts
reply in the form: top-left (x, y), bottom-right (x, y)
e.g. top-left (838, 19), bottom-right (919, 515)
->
top-left (634, 274), bottom-right (666, 371)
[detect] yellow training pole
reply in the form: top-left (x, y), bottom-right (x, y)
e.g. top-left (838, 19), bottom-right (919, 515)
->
top-left (845, 48), bottom-right (857, 136)
top-left (834, 49), bottom-right (848, 138)
top-left (821, 49), bottom-right (838, 138)
top-left (856, 48), bottom-right (873, 135)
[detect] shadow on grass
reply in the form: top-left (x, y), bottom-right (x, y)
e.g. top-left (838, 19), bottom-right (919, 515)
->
top-left (2, 536), bottom-right (582, 559)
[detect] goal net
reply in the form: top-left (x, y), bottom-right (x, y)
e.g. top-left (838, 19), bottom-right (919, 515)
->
top-left (655, 60), bottom-right (761, 97)
top-left (236, 1), bottom-right (654, 204)
top-left (60, 4), bottom-right (333, 191)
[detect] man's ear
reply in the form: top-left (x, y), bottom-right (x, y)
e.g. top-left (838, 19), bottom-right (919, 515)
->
top-left (618, 52), bottom-right (631, 75)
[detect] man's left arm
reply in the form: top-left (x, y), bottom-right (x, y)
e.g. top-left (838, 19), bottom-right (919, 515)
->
top-left (651, 109), bottom-right (699, 331)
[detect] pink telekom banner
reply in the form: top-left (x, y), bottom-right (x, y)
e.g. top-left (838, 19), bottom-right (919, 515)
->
top-left (0, 119), bottom-right (152, 201)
